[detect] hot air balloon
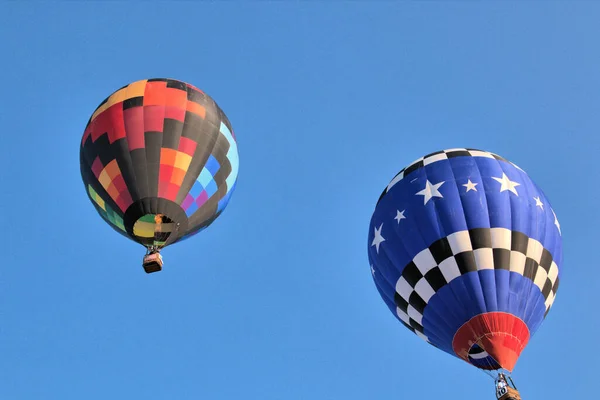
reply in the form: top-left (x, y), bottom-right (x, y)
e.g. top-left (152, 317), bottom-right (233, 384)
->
top-left (80, 78), bottom-right (239, 273)
top-left (368, 148), bottom-right (562, 399)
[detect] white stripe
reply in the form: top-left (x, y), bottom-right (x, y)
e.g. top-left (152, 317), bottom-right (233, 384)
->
top-left (548, 261), bottom-right (559, 284)
top-left (387, 171), bottom-right (404, 191)
top-left (447, 231), bottom-right (473, 254)
top-left (415, 279), bottom-right (436, 302)
top-left (526, 239), bottom-right (544, 262)
top-left (423, 153), bottom-right (448, 165)
top-left (468, 150), bottom-right (495, 159)
top-left (439, 257), bottom-right (461, 282)
top-left (395, 276), bottom-right (413, 301)
top-left (490, 227), bottom-right (511, 249)
top-left (414, 248), bottom-right (437, 275)
top-left (407, 305), bottom-right (423, 324)
top-left (534, 267), bottom-right (548, 291)
top-left (474, 248), bottom-right (494, 270)
top-left (510, 251), bottom-right (526, 275)
top-left (396, 308), bottom-right (411, 325)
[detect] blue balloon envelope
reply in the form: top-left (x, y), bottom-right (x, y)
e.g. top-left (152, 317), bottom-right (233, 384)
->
top-left (368, 149), bottom-right (562, 373)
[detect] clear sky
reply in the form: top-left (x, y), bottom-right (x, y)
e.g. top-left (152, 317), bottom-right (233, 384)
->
top-left (1, 2), bottom-right (598, 399)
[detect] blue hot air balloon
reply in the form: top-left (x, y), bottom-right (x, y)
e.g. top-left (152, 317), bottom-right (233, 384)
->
top-left (367, 148), bottom-right (562, 384)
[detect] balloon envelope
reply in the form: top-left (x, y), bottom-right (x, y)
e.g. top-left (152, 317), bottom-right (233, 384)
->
top-left (80, 78), bottom-right (239, 250)
top-left (368, 149), bottom-right (562, 372)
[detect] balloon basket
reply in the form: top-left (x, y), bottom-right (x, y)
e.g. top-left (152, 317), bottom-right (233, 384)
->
top-left (143, 252), bottom-right (163, 274)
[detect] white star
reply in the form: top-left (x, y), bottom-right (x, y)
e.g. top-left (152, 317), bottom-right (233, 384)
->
top-left (370, 265), bottom-right (375, 275)
top-left (492, 173), bottom-right (520, 196)
top-left (416, 180), bottom-right (445, 205)
top-left (463, 179), bottom-right (478, 192)
top-left (394, 209), bottom-right (406, 223)
top-left (552, 209), bottom-right (561, 235)
top-left (534, 196), bottom-right (544, 210)
top-left (371, 223), bottom-right (385, 253)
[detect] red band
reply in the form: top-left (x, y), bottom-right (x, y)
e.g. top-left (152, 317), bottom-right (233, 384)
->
top-left (452, 312), bottom-right (530, 372)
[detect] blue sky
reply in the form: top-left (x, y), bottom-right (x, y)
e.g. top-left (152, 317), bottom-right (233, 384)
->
top-left (1, 2), bottom-right (598, 399)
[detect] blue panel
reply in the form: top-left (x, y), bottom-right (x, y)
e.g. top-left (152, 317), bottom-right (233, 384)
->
top-left (205, 154), bottom-right (221, 176)
top-left (185, 201), bottom-right (198, 217)
top-left (205, 179), bottom-right (218, 197)
top-left (198, 167), bottom-right (214, 188)
top-left (189, 180), bottom-right (204, 200)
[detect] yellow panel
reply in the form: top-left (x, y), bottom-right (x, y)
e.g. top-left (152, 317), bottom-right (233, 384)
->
top-left (93, 193), bottom-right (106, 211)
top-left (90, 79), bottom-right (148, 122)
top-left (98, 169), bottom-right (112, 190)
top-left (134, 221), bottom-right (156, 238)
top-left (126, 79), bottom-right (149, 98)
top-left (174, 151), bottom-right (192, 171)
top-left (88, 185), bottom-right (107, 211)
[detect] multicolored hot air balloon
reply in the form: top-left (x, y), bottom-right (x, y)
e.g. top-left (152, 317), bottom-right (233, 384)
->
top-left (80, 78), bottom-right (239, 273)
top-left (367, 148), bottom-right (562, 392)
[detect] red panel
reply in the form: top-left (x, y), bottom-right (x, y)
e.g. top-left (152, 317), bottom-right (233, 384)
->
top-left (143, 105), bottom-right (165, 133)
top-left (159, 164), bottom-right (174, 182)
top-left (82, 124), bottom-right (92, 146)
top-left (91, 156), bottom-right (103, 178)
top-left (112, 174), bottom-right (127, 193)
top-left (452, 312), bottom-right (530, 372)
top-left (164, 105), bottom-right (186, 122)
top-left (164, 183), bottom-right (180, 201)
top-left (157, 182), bottom-right (168, 198)
top-left (124, 107), bottom-right (145, 150)
top-left (115, 191), bottom-right (133, 212)
top-left (91, 109), bottom-right (110, 142)
top-left (178, 136), bottom-right (197, 156)
top-left (106, 102), bottom-right (126, 143)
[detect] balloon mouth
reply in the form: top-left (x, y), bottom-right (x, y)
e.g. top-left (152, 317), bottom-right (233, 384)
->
top-left (452, 312), bottom-right (530, 372)
top-left (133, 213), bottom-right (176, 248)
top-left (123, 197), bottom-right (189, 248)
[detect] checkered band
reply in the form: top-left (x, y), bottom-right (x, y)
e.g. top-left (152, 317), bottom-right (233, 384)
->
top-left (393, 228), bottom-right (560, 342)
top-left (378, 148), bottom-right (524, 205)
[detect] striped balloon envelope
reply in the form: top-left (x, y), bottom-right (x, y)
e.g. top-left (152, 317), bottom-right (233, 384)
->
top-left (367, 149), bottom-right (562, 376)
top-left (80, 78), bottom-right (239, 269)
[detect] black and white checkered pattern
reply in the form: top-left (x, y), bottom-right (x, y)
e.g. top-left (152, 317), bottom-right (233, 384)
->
top-left (393, 227), bottom-right (560, 341)
top-left (377, 148), bottom-right (525, 205)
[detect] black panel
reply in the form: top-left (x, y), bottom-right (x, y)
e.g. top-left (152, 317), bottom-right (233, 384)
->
top-left (511, 231), bottom-right (529, 254)
top-left (408, 292), bottom-right (427, 314)
top-left (455, 251), bottom-right (478, 274)
top-left (469, 228), bottom-right (492, 249)
top-left (394, 293), bottom-right (409, 313)
top-left (144, 131), bottom-right (162, 198)
top-left (402, 262), bottom-right (423, 287)
top-left (429, 237), bottom-right (453, 264)
top-left (492, 248), bottom-right (511, 270)
top-left (111, 138), bottom-right (140, 201)
top-left (130, 148), bottom-right (150, 199)
top-left (162, 119), bottom-right (184, 150)
top-left (424, 268), bottom-right (447, 292)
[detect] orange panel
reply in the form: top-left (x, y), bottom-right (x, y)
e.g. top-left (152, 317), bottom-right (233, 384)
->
top-left (164, 87), bottom-right (188, 108)
top-left (170, 167), bottom-right (187, 186)
top-left (143, 81), bottom-right (168, 106)
top-left (106, 182), bottom-right (119, 201)
top-left (160, 148), bottom-right (177, 166)
top-left (186, 101), bottom-right (206, 119)
top-left (105, 159), bottom-right (121, 180)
